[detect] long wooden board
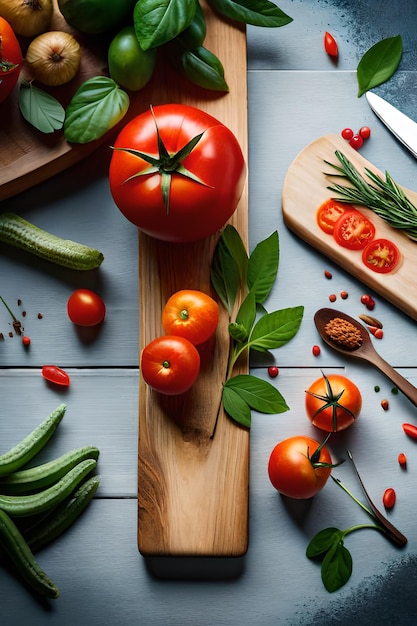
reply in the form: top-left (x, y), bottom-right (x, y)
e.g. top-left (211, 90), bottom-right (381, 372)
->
top-left (137, 12), bottom-right (249, 555)
top-left (282, 134), bottom-right (417, 321)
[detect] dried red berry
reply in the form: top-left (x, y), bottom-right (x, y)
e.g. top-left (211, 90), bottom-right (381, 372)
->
top-left (268, 366), bottom-right (279, 378)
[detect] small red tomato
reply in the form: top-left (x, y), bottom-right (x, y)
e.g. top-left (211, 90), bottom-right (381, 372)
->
top-left (382, 487), bottom-right (396, 509)
top-left (67, 289), bottom-right (106, 327)
top-left (324, 31), bottom-right (338, 58)
top-left (42, 365), bottom-right (71, 387)
top-left (268, 366), bottom-right (279, 378)
top-left (312, 345), bottom-right (321, 356)
top-left (22, 335), bottom-right (31, 346)
top-left (349, 134), bottom-right (364, 150)
top-left (141, 335), bottom-right (200, 395)
top-left (341, 128), bottom-right (354, 140)
top-left (359, 126), bottom-right (371, 139)
top-left (162, 289), bottom-right (219, 345)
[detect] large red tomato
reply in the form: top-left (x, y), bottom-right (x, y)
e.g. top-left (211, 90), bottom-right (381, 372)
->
top-left (0, 17), bottom-right (22, 104)
top-left (140, 335), bottom-right (200, 395)
top-left (109, 104), bottom-right (246, 243)
top-left (268, 435), bottom-right (333, 499)
top-left (305, 373), bottom-right (362, 432)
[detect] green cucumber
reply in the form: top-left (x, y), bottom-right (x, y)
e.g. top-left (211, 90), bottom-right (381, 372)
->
top-left (0, 509), bottom-right (59, 598)
top-left (27, 475), bottom-right (100, 552)
top-left (0, 404), bottom-right (66, 478)
top-left (0, 459), bottom-right (96, 517)
top-left (0, 212), bottom-right (104, 271)
top-left (0, 445), bottom-right (100, 494)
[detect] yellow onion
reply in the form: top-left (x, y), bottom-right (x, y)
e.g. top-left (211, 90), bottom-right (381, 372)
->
top-left (0, 0), bottom-right (53, 37)
top-left (25, 31), bottom-right (81, 86)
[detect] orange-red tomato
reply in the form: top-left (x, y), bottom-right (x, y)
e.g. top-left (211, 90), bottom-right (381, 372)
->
top-left (268, 435), bottom-right (332, 499)
top-left (140, 335), bottom-right (200, 395)
top-left (162, 289), bottom-right (219, 345)
top-left (305, 373), bottom-right (362, 432)
top-left (316, 199), bottom-right (349, 234)
top-left (0, 17), bottom-right (23, 104)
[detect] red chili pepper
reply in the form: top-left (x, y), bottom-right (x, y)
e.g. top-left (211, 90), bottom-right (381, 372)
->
top-left (42, 365), bottom-right (71, 387)
top-left (324, 31), bottom-right (338, 58)
top-left (398, 453), bottom-right (407, 468)
top-left (382, 487), bottom-right (396, 509)
top-left (268, 366), bottom-right (279, 378)
top-left (402, 423), bottom-right (417, 440)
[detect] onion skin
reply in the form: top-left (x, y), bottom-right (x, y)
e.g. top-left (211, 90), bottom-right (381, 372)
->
top-left (0, 0), bottom-right (53, 37)
top-left (25, 30), bottom-right (81, 86)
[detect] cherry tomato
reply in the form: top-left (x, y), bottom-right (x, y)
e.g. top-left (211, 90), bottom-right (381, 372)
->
top-left (268, 435), bottom-right (333, 499)
top-left (140, 335), bottom-right (200, 395)
top-left (359, 126), bottom-right (371, 140)
top-left (305, 372), bottom-right (362, 432)
top-left (316, 199), bottom-right (349, 235)
top-left (0, 17), bottom-right (23, 104)
top-left (362, 238), bottom-right (401, 274)
top-left (324, 31), bottom-right (338, 58)
top-left (109, 104), bottom-right (246, 243)
top-left (67, 289), bottom-right (106, 327)
top-left (341, 128), bottom-right (354, 140)
top-left (162, 289), bottom-right (219, 345)
top-left (268, 366), bottom-right (279, 378)
top-left (382, 487), bottom-right (396, 509)
top-left (333, 209), bottom-right (375, 250)
top-left (42, 365), bottom-right (71, 387)
top-left (349, 135), bottom-right (364, 150)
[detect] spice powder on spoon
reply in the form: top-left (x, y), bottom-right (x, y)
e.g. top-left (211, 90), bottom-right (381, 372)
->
top-left (324, 317), bottom-right (363, 350)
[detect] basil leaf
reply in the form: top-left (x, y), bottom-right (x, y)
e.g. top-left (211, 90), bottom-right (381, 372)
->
top-left (211, 233), bottom-right (240, 316)
top-left (177, 1), bottom-right (206, 49)
top-left (18, 82), bottom-right (65, 134)
top-left (173, 44), bottom-right (229, 92)
top-left (207, 0), bottom-right (293, 27)
top-left (134, 0), bottom-right (197, 50)
top-left (248, 230), bottom-right (279, 304)
top-left (321, 541), bottom-right (353, 592)
top-left (64, 77), bottom-right (129, 144)
top-left (248, 306), bottom-right (304, 352)
top-left (224, 374), bottom-right (289, 413)
top-left (220, 225), bottom-right (248, 287)
top-left (357, 35), bottom-right (402, 97)
top-left (222, 384), bottom-right (252, 427)
top-left (235, 291), bottom-right (257, 336)
top-left (306, 528), bottom-right (342, 558)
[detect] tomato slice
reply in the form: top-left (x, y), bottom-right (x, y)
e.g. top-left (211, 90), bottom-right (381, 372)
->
top-left (362, 238), bottom-right (401, 274)
top-left (316, 199), bottom-right (349, 234)
top-left (333, 209), bottom-right (376, 250)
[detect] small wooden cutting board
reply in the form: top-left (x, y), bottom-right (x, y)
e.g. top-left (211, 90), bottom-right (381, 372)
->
top-left (137, 8), bottom-right (249, 556)
top-left (282, 134), bottom-right (417, 321)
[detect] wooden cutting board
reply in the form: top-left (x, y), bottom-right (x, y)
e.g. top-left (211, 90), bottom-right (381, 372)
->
top-left (282, 134), bottom-right (417, 321)
top-left (136, 13), bottom-right (249, 555)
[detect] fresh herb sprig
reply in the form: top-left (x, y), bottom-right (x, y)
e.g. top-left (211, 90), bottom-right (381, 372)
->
top-left (325, 150), bottom-right (417, 239)
top-left (306, 450), bottom-right (407, 593)
top-left (211, 225), bottom-right (304, 427)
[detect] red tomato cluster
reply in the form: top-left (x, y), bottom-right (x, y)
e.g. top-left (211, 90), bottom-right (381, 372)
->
top-left (341, 126), bottom-right (371, 150)
top-left (316, 199), bottom-right (401, 274)
top-left (141, 289), bottom-right (219, 395)
top-left (0, 17), bottom-right (22, 104)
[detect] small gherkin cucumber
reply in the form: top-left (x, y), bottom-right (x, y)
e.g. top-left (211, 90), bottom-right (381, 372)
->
top-left (0, 404), bottom-right (67, 478)
top-left (0, 212), bottom-right (104, 271)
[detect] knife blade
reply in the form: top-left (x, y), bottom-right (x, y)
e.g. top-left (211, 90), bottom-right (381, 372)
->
top-left (365, 91), bottom-right (417, 159)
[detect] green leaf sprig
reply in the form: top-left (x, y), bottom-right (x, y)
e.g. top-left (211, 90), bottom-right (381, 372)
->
top-left (211, 225), bottom-right (304, 427)
top-left (306, 450), bottom-right (407, 593)
top-left (356, 35), bottom-right (402, 97)
top-left (325, 150), bottom-right (417, 239)
top-left (18, 80), bottom-right (65, 134)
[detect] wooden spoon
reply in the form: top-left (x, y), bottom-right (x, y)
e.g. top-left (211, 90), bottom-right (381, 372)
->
top-left (314, 307), bottom-right (417, 409)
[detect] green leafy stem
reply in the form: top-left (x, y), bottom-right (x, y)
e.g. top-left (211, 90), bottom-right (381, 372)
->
top-left (210, 225), bottom-right (304, 428)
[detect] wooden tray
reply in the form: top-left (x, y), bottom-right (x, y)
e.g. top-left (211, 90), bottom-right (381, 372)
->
top-left (136, 13), bottom-right (249, 555)
top-left (282, 134), bottom-right (417, 321)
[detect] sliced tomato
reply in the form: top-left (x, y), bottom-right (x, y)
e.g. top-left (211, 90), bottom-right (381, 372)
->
top-left (362, 238), bottom-right (401, 274)
top-left (316, 199), bottom-right (350, 234)
top-left (333, 209), bottom-right (375, 250)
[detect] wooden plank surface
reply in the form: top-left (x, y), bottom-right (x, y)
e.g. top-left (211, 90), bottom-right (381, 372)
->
top-left (137, 7), bottom-right (249, 557)
top-left (282, 133), bottom-right (417, 321)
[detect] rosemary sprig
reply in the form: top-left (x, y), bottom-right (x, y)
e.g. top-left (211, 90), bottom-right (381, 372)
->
top-left (324, 150), bottom-right (417, 239)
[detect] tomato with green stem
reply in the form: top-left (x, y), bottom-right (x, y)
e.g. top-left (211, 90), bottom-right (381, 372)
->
top-left (268, 435), bottom-right (334, 499)
top-left (0, 17), bottom-right (22, 104)
top-left (141, 335), bottom-right (200, 395)
top-left (305, 372), bottom-right (362, 432)
top-left (67, 289), bottom-right (106, 327)
top-left (162, 289), bottom-right (219, 345)
top-left (109, 104), bottom-right (246, 243)
top-left (333, 209), bottom-right (375, 250)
